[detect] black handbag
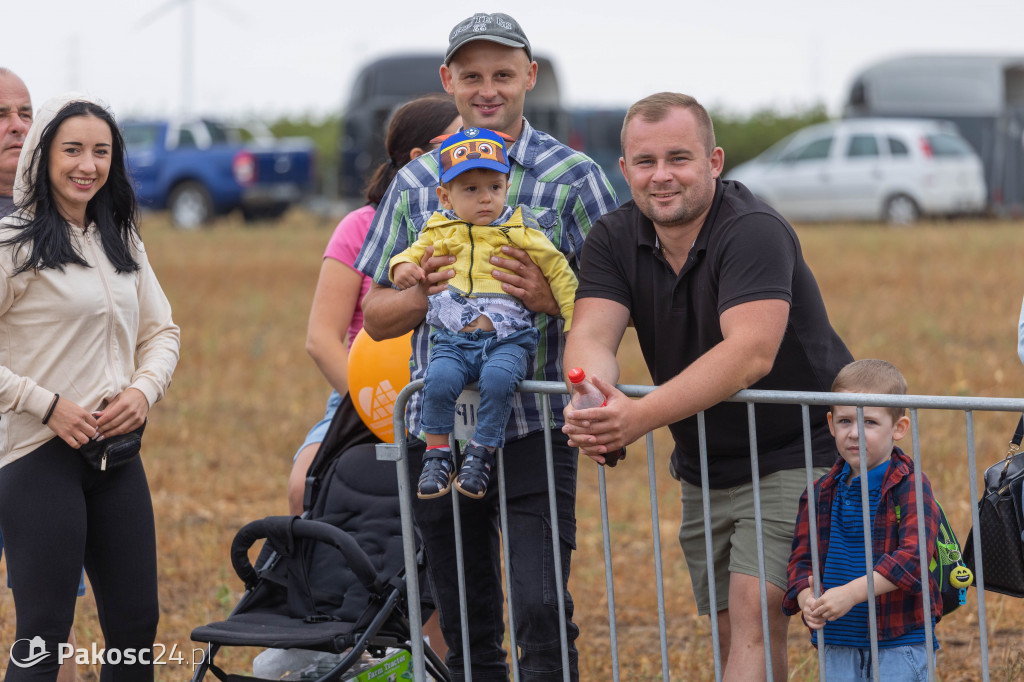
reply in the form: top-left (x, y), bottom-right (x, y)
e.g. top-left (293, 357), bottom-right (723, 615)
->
top-left (78, 422), bottom-right (146, 471)
top-left (963, 415), bottom-right (1024, 597)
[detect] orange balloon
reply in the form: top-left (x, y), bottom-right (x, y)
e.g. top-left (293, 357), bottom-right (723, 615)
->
top-left (347, 328), bottom-right (413, 443)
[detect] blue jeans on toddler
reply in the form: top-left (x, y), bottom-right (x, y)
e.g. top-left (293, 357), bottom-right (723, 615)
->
top-left (420, 327), bottom-right (539, 448)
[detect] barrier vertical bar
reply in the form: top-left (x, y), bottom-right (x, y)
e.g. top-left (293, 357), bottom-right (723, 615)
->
top-left (378, 381), bottom-right (428, 682)
top-left (697, 411), bottom-right (723, 682)
top-left (385, 427), bottom-right (426, 682)
top-left (964, 411), bottom-right (990, 682)
top-left (644, 430), bottom-right (670, 681)
top-left (597, 464), bottom-right (620, 681)
top-left (496, 447), bottom-right (521, 681)
top-left (449, 436), bottom-right (473, 682)
top-left (800, 405), bottom-right (827, 679)
top-left (745, 402), bottom-right (773, 682)
top-left (908, 409), bottom-right (936, 680)
top-left (856, 407), bottom-right (881, 682)
top-left (540, 394), bottom-right (572, 682)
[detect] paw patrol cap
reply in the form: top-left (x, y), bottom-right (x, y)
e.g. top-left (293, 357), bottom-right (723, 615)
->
top-left (437, 127), bottom-right (511, 183)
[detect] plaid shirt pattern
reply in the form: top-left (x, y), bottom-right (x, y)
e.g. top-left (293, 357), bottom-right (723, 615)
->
top-left (784, 447), bottom-right (942, 641)
top-left (355, 118), bottom-right (617, 440)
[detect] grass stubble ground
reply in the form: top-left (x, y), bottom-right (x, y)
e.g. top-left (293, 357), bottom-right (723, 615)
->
top-left (1, 210), bottom-right (1023, 681)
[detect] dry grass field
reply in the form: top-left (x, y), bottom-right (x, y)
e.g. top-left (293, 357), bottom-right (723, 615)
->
top-left (2, 209), bottom-right (1024, 681)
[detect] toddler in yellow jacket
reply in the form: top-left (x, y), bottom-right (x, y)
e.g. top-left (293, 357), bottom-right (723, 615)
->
top-left (390, 127), bottom-right (577, 500)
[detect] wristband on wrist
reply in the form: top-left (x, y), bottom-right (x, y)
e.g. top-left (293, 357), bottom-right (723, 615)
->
top-left (42, 394), bottom-right (60, 425)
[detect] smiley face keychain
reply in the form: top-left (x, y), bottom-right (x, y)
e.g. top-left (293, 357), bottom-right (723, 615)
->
top-left (950, 565), bottom-right (974, 605)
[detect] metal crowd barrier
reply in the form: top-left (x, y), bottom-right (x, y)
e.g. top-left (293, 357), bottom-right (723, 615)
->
top-left (376, 379), bottom-right (1023, 682)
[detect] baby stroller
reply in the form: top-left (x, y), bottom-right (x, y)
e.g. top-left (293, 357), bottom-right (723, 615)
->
top-left (190, 403), bottom-right (450, 682)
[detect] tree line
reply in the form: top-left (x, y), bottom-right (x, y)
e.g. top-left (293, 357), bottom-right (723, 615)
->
top-left (268, 105), bottom-right (830, 197)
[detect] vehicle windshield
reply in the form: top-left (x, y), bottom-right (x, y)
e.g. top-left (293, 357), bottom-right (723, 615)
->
top-left (203, 119), bottom-right (241, 145)
top-left (926, 133), bottom-right (974, 157)
top-left (352, 58), bottom-right (442, 101)
top-left (756, 131), bottom-right (800, 163)
top-left (122, 124), bottom-right (161, 149)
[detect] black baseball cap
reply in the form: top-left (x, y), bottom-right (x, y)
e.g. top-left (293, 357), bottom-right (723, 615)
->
top-left (445, 13), bottom-right (532, 65)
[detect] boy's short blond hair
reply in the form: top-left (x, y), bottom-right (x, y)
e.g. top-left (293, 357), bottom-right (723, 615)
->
top-left (831, 359), bottom-right (908, 420)
top-left (440, 167), bottom-right (508, 190)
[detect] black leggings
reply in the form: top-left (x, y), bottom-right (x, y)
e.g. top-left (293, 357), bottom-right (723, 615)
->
top-left (0, 437), bottom-right (158, 682)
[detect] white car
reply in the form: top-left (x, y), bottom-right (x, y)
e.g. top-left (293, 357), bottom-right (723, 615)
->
top-left (726, 118), bottom-right (987, 223)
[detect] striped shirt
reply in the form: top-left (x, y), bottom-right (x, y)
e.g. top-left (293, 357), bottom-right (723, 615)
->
top-left (355, 117), bottom-right (617, 440)
top-left (815, 461), bottom-right (930, 648)
top-left (785, 447), bottom-right (942, 645)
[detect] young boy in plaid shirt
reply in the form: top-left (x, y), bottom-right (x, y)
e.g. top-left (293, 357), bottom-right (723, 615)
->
top-left (784, 359), bottom-right (942, 681)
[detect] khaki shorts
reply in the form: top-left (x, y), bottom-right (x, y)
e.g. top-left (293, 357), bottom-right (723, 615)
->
top-left (677, 466), bottom-right (828, 615)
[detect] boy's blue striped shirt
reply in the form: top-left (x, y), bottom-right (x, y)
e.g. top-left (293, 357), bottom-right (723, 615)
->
top-left (814, 460), bottom-right (931, 649)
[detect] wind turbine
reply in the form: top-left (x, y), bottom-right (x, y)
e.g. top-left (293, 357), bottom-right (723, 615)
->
top-left (135, 0), bottom-right (243, 116)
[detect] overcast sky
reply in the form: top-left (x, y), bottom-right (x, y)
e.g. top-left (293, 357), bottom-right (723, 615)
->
top-left (5, 0), bottom-right (1022, 121)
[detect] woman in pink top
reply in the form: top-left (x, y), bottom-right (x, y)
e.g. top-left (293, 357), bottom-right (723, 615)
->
top-left (287, 95), bottom-right (461, 514)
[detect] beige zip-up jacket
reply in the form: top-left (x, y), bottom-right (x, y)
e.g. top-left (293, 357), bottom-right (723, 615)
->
top-left (0, 93), bottom-right (179, 469)
top-left (0, 222), bottom-right (180, 468)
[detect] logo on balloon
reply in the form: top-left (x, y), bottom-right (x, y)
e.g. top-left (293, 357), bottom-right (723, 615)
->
top-left (358, 381), bottom-right (400, 436)
top-left (347, 329), bottom-right (413, 442)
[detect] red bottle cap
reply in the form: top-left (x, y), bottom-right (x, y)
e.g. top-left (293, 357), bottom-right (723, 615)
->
top-left (568, 367), bottom-right (585, 384)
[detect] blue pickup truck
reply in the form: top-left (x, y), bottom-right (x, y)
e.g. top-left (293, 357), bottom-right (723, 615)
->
top-left (121, 118), bottom-right (316, 228)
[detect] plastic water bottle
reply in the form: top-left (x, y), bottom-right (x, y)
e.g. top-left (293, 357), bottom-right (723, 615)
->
top-left (568, 368), bottom-right (625, 467)
top-left (568, 367), bottom-right (605, 409)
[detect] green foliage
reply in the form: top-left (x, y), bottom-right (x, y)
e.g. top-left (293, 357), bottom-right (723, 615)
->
top-left (217, 582), bottom-right (233, 607)
top-left (711, 104), bottom-right (830, 174)
top-left (261, 106), bottom-right (828, 195)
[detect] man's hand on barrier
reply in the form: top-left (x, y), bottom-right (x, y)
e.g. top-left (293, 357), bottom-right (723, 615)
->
top-left (563, 376), bottom-right (641, 464)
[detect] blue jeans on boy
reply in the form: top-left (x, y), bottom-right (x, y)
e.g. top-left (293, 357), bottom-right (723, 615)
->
top-left (824, 644), bottom-right (933, 682)
top-left (420, 328), bottom-right (539, 448)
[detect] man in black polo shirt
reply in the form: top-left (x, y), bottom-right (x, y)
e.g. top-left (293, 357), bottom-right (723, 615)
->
top-left (562, 92), bottom-right (852, 681)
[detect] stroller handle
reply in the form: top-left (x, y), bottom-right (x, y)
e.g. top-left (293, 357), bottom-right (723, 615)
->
top-left (230, 516), bottom-right (384, 595)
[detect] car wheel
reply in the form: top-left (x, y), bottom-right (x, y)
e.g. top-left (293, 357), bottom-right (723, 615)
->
top-left (882, 194), bottom-right (920, 225)
top-left (168, 181), bottom-right (213, 230)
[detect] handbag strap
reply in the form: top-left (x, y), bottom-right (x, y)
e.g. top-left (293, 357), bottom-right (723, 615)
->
top-left (998, 414), bottom-right (1024, 488)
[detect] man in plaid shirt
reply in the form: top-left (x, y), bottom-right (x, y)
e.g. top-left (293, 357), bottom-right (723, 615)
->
top-left (354, 12), bottom-right (616, 681)
top-left (784, 360), bottom-right (942, 681)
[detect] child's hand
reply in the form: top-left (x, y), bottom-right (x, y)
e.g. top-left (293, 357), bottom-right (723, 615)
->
top-left (797, 577), bottom-right (827, 630)
top-left (392, 262), bottom-right (425, 290)
top-left (810, 583), bottom-right (858, 624)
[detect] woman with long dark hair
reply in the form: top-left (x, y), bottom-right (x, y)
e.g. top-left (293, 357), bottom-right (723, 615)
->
top-left (0, 94), bottom-right (179, 681)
